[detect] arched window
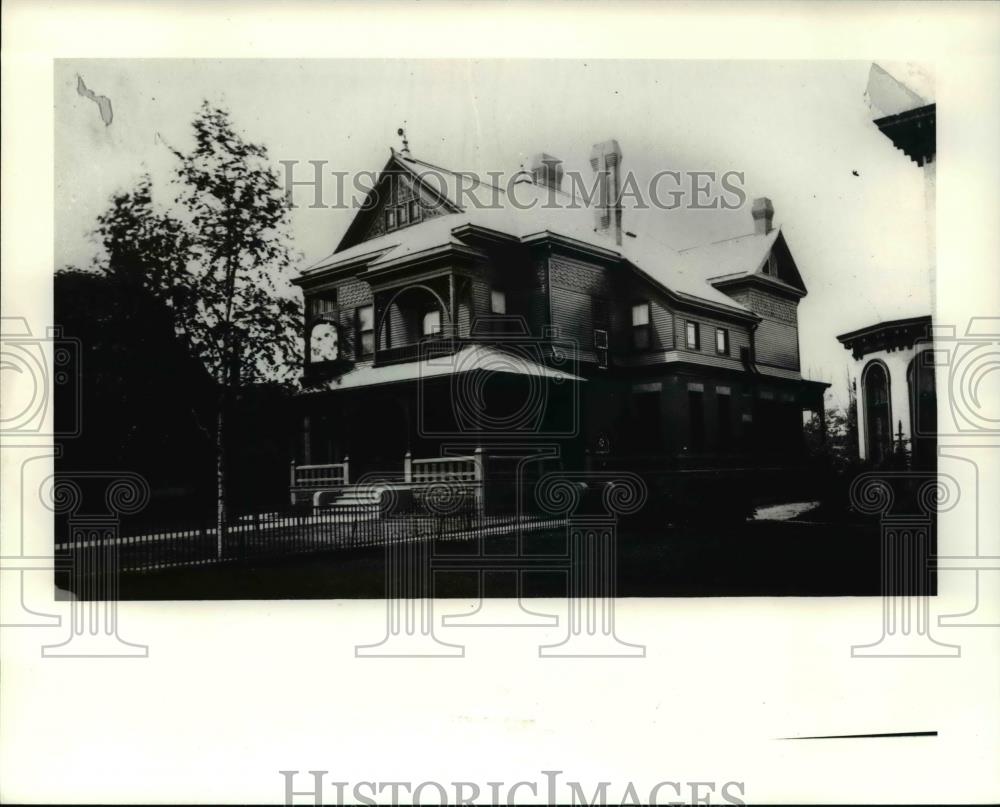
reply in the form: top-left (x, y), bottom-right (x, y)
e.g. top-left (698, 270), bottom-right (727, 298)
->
top-left (863, 360), bottom-right (891, 464)
top-left (908, 350), bottom-right (937, 468)
top-left (309, 321), bottom-right (339, 363)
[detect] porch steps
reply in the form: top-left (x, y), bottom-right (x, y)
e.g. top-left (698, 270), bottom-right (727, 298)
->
top-left (314, 483), bottom-right (389, 511)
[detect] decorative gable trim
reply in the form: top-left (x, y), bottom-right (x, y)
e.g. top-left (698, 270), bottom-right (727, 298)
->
top-left (335, 151), bottom-right (461, 253)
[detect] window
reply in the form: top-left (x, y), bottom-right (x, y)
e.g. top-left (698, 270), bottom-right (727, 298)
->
top-left (632, 302), bottom-right (651, 350)
top-left (594, 329), bottom-right (609, 369)
top-left (422, 309), bottom-right (442, 337)
top-left (688, 389), bottom-right (705, 452)
top-left (863, 361), bottom-right (891, 465)
top-left (490, 289), bottom-right (507, 314)
top-left (716, 327), bottom-right (730, 355)
top-left (357, 305), bottom-right (374, 357)
top-left (309, 322), bottom-right (339, 363)
top-left (716, 388), bottom-right (733, 447)
top-left (686, 321), bottom-right (700, 350)
top-left (308, 290), bottom-right (337, 319)
top-left (384, 199), bottom-right (421, 233)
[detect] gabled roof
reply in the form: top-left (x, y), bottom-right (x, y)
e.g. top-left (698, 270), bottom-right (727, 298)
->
top-left (299, 146), bottom-right (808, 317)
top-left (673, 227), bottom-right (807, 298)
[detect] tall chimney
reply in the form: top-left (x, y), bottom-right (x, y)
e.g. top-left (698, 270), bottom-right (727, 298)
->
top-left (590, 139), bottom-right (623, 245)
top-left (530, 153), bottom-right (564, 191)
top-left (752, 197), bottom-right (774, 235)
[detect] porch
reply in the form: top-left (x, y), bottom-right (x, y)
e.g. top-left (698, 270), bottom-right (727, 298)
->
top-left (288, 449), bottom-right (487, 512)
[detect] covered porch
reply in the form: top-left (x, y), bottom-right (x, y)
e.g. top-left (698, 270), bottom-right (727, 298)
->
top-left (292, 342), bottom-right (584, 509)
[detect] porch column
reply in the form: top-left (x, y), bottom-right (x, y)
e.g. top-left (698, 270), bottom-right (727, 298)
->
top-left (301, 414), bottom-right (312, 465)
top-left (448, 272), bottom-right (457, 340)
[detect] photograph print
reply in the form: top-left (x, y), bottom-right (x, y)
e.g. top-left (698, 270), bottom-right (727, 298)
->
top-left (52, 58), bottom-right (939, 602)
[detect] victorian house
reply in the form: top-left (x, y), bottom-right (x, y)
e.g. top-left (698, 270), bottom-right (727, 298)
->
top-left (290, 137), bottom-right (828, 509)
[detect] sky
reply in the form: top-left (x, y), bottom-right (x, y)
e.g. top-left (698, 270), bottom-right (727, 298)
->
top-left (55, 59), bottom-right (934, 407)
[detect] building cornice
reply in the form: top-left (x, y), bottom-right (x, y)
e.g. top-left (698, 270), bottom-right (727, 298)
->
top-left (836, 315), bottom-right (932, 359)
top-left (873, 103), bottom-right (936, 167)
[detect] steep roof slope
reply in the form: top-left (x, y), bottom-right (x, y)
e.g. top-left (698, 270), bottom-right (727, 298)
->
top-left (300, 147), bottom-right (802, 316)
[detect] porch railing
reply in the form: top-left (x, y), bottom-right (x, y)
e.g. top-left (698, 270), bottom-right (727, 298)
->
top-left (289, 459), bottom-right (349, 506)
top-left (374, 338), bottom-right (458, 367)
top-left (406, 448), bottom-right (483, 484)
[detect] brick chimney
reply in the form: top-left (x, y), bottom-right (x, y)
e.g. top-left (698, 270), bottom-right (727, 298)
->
top-left (590, 139), bottom-right (623, 245)
top-left (752, 197), bottom-right (775, 235)
top-left (530, 153), bottom-right (564, 191)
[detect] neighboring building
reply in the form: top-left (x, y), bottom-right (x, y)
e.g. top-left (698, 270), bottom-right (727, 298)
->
top-left (838, 65), bottom-right (937, 469)
top-left (837, 316), bottom-right (936, 468)
top-left (290, 137), bottom-right (828, 508)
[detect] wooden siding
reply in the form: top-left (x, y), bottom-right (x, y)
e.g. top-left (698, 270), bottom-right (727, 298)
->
top-left (727, 287), bottom-right (801, 371)
top-left (670, 310), bottom-right (752, 372)
top-left (548, 254), bottom-right (613, 362)
top-left (468, 277), bottom-right (491, 334)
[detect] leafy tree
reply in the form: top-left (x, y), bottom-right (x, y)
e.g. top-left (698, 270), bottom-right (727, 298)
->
top-left (89, 102), bottom-right (302, 553)
top-left (804, 404), bottom-right (857, 466)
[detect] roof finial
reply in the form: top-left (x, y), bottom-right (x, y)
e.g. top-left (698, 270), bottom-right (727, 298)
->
top-left (397, 125), bottom-right (410, 156)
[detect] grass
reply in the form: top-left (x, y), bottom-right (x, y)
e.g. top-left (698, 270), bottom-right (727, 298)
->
top-left (104, 518), bottom-right (886, 600)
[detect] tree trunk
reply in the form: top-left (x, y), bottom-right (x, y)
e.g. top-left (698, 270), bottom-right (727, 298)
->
top-left (216, 393), bottom-right (227, 559)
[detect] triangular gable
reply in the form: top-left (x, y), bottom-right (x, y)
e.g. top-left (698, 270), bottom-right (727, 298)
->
top-left (761, 231), bottom-right (806, 293)
top-left (335, 151), bottom-right (461, 253)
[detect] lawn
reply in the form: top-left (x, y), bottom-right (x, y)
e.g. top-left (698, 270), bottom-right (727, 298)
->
top-left (107, 518), bottom-right (885, 600)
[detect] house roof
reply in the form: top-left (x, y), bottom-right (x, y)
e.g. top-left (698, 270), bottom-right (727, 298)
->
top-left (298, 147), bottom-right (808, 318)
top-left (300, 343), bottom-right (584, 395)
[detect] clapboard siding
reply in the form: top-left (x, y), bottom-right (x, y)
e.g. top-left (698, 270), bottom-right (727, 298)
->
top-left (547, 253), bottom-right (683, 364)
top-left (754, 319), bottom-right (799, 369)
top-left (548, 254), bottom-right (611, 362)
top-left (671, 310), bottom-right (752, 372)
top-left (726, 287), bottom-right (800, 371)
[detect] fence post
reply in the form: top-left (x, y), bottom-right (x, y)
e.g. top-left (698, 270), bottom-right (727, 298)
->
top-left (343, 454), bottom-right (350, 485)
top-left (404, 450), bottom-right (413, 483)
top-left (289, 460), bottom-right (297, 507)
top-left (473, 446), bottom-right (484, 515)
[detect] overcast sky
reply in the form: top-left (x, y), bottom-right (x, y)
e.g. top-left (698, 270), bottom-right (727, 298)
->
top-left (55, 59), bottom-right (933, 407)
